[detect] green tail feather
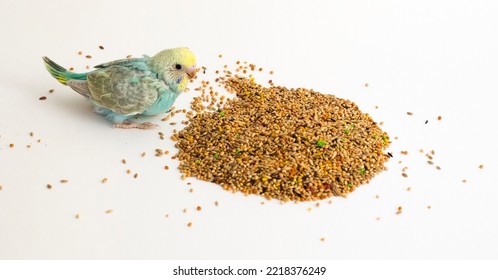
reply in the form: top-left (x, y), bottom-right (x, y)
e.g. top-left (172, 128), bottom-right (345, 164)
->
top-left (42, 56), bottom-right (87, 85)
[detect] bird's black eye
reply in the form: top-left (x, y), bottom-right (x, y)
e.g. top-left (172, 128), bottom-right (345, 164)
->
top-left (175, 64), bottom-right (182, 70)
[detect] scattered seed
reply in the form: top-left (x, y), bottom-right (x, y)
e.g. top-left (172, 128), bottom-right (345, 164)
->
top-left (307, 207), bottom-right (312, 212)
top-left (406, 187), bottom-right (412, 191)
top-left (39, 96), bottom-right (47, 100)
top-left (0, 185), bottom-right (2, 191)
top-left (218, 54), bottom-right (222, 58)
top-left (78, 51), bottom-right (83, 55)
top-left (133, 173), bottom-right (138, 178)
top-left (141, 152), bottom-right (146, 157)
top-left (46, 184), bottom-right (52, 189)
top-left (122, 159), bottom-right (127, 164)
top-left (126, 55), bottom-right (132, 58)
top-left (164, 165), bottom-right (169, 170)
top-left (60, 179), bottom-right (68, 183)
top-left (427, 205), bottom-right (432, 209)
top-left (165, 214), bottom-right (170, 218)
top-left (437, 116), bottom-right (442, 121)
top-left (401, 173), bottom-right (408, 178)
top-left (9, 143), bottom-right (14, 148)
top-left (196, 206), bottom-right (202, 211)
top-left (99, 45), bottom-right (104, 50)
top-left (425, 120), bottom-right (428, 124)
top-left (396, 206), bottom-right (403, 215)
top-left (214, 201), bottom-right (219, 206)
top-left (376, 217), bottom-right (381, 221)
top-left (105, 209), bottom-right (113, 214)
top-left (189, 188), bottom-right (194, 193)
top-left (364, 83), bottom-right (369, 87)
top-left (69, 67), bottom-right (74, 71)
top-left (427, 161), bottom-right (434, 165)
top-left (49, 89), bottom-right (54, 93)
top-left (85, 55), bottom-right (92, 59)
top-left (400, 151), bottom-right (408, 155)
top-left (436, 166), bottom-right (441, 170)
top-left (183, 208), bottom-right (187, 213)
top-left (75, 214), bottom-right (80, 219)
top-left (101, 178), bottom-right (108, 184)
top-left (126, 169), bottom-right (131, 174)
top-left (375, 195), bottom-right (380, 199)
top-left (462, 179), bottom-right (467, 183)
top-left (479, 164), bottom-right (484, 169)
top-left (406, 112), bottom-right (413, 116)
top-left (187, 222), bottom-right (192, 227)
top-left (320, 237), bottom-right (326, 242)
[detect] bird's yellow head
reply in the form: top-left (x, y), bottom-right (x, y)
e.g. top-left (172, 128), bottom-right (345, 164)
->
top-left (150, 47), bottom-right (196, 93)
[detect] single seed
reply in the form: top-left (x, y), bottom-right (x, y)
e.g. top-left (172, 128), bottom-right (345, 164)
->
top-left (183, 208), bottom-right (187, 213)
top-left (85, 55), bottom-right (92, 59)
top-left (214, 201), bottom-right (219, 206)
top-left (39, 96), bottom-right (47, 100)
top-left (320, 237), bottom-right (325, 242)
top-left (69, 67), bottom-right (74, 71)
top-left (46, 184), bottom-right (52, 190)
top-left (187, 222), bottom-right (192, 227)
top-left (436, 166), bottom-right (441, 170)
top-left (141, 152), bottom-right (146, 157)
top-left (396, 206), bottom-right (403, 215)
top-left (376, 217), bottom-right (381, 221)
top-left (407, 112), bottom-right (413, 116)
top-left (133, 173), bottom-right (138, 178)
top-left (105, 209), bottom-right (113, 214)
top-left (122, 159), bottom-right (127, 164)
top-left (437, 116), bottom-right (442, 121)
top-left (427, 205), bottom-right (432, 209)
top-left (462, 179), bottom-right (467, 183)
top-left (364, 83), bottom-right (369, 87)
top-left (164, 165), bottom-right (169, 170)
top-left (78, 51), bottom-right (83, 55)
top-left (75, 214), bottom-right (80, 219)
top-left (218, 54), bottom-right (222, 58)
top-left (60, 179), bottom-right (68, 183)
top-left (189, 188), bottom-right (194, 193)
top-left (406, 187), bottom-right (412, 191)
top-left (425, 120), bottom-right (428, 124)
top-left (9, 143), bottom-right (14, 148)
top-left (101, 178), bottom-right (108, 184)
top-left (126, 169), bottom-right (131, 174)
top-left (165, 214), bottom-right (170, 218)
top-left (99, 45), bottom-right (104, 50)
top-left (196, 206), bottom-right (202, 211)
top-left (479, 164), bottom-right (484, 169)
top-left (401, 173), bottom-right (408, 178)
top-left (49, 89), bottom-right (54, 93)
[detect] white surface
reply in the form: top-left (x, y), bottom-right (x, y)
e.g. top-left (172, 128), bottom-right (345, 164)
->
top-left (1, 0), bottom-right (498, 259)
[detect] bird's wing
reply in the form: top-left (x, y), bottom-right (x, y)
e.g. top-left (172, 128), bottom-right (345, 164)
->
top-left (93, 56), bottom-right (148, 69)
top-left (87, 66), bottom-right (162, 115)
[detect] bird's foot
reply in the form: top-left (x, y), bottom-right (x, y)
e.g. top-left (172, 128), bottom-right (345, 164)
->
top-left (113, 122), bottom-right (159, 130)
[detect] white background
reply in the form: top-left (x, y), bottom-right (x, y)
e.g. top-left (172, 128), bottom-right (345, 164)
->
top-left (1, 0), bottom-right (498, 260)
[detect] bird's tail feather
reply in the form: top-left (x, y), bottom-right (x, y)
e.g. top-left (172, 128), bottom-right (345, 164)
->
top-left (42, 56), bottom-right (87, 85)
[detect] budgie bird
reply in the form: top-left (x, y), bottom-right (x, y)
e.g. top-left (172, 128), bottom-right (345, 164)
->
top-left (43, 47), bottom-right (196, 129)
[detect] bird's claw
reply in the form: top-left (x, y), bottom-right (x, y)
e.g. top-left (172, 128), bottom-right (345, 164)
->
top-left (113, 122), bottom-right (159, 130)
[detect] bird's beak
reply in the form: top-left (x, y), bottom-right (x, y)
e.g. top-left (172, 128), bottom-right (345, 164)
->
top-left (186, 66), bottom-right (196, 78)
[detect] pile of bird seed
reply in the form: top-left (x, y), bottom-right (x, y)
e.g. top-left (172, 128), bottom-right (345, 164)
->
top-left (174, 77), bottom-right (390, 201)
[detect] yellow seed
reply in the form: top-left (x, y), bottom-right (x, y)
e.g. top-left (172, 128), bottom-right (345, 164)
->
top-left (105, 209), bottom-right (113, 214)
top-left (101, 178), bottom-right (108, 184)
top-left (479, 164), bottom-right (484, 169)
top-left (187, 222), bottom-right (192, 227)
